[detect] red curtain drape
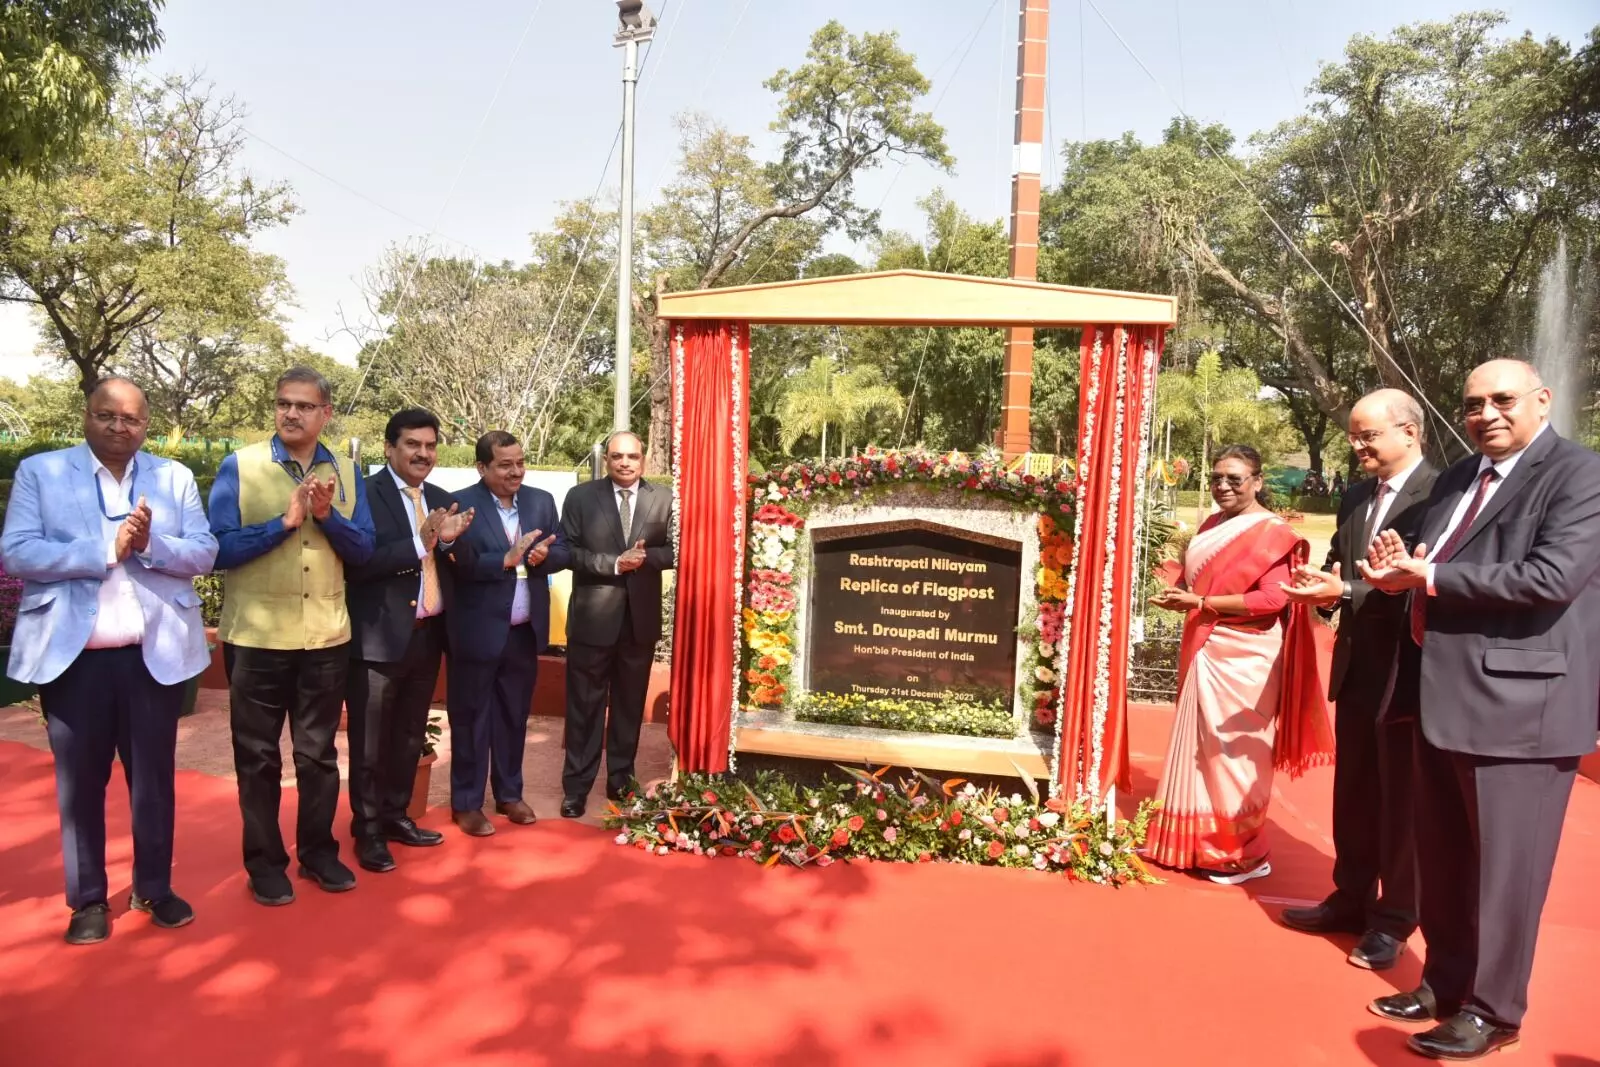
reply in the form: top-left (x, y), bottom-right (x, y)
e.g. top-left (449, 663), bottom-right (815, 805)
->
top-left (667, 319), bottom-right (750, 772)
top-left (1056, 324), bottom-right (1165, 798)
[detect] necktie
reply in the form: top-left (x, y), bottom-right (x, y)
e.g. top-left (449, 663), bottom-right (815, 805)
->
top-left (1410, 467), bottom-right (1497, 646)
top-left (618, 487), bottom-right (633, 543)
top-left (402, 486), bottom-right (442, 614)
top-left (1357, 481), bottom-right (1390, 553)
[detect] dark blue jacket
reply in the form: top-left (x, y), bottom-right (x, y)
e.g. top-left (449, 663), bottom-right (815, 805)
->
top-left (441, 480), bottom-right (571, 663)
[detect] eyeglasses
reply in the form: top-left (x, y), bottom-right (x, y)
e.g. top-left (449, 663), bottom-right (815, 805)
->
top-left (275, 399), bottom-right (328, 416)
top-left (1462, 389), bottom-right (1540, 418)
top-left (88, 412), bottom-right (147, 429)
top-left (1346, 423), bottom-right (1414, 448)
top-left (1209, 473), bottom-right (1254, 488)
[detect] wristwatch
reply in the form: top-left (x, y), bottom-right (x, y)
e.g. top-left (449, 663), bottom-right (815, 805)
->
top-left (1341, 580), bottom-right (1353, 601)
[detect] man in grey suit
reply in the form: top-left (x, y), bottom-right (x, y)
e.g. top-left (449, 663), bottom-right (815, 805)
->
top-left (1, 378), bottom-right (218, 944)
top-left (1359, 359), bottom-right (1600, 1060)
top-left (558, 431), bottom-right (674, 818)
top-left (1282, 389), bottom-right (1436, 971)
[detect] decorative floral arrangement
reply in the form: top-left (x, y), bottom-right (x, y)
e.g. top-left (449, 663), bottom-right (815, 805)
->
top-left (1021, 514), bottom-right (1073, 727)
top-left (741, 448), bottom-right (1076, 725)
top-left (604, 769), bottom-right (1160, 886)
top-left (791, 691), bottom-right (1015, 739)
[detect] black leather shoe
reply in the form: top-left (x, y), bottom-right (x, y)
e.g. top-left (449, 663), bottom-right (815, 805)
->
top-left (1369, 987), bottom-right (1439, 1024)
top-left (1278, 901), bottom-right (1366, 934)
top-left (356, 838), bottom-right (396, 873)
top-left (297, 858), bottom-right (357, 893)
top-left (1407, 1011), bottom-right (1520, 1060)
top-left (560, 797), bottom-right (586, 819)
top-left (383, 818), bottom-right (444, 847)
top-left (248, 872), bottom-right (295, 907)
top-left (452, 809), bottom-right (495, 837)
top-left (1349, 929), bottom-right (1406, 970)
top-left (64, 902), bottom-right (110, 945)
top-left (130, 893), bottom-right (195, 929)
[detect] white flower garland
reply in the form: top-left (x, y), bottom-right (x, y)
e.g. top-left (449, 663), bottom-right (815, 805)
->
top-left (669, 325), bottom-right (686, 778)
top-left (1087, 330), bottom-right (1130, 796)
top-left (1126, 336), bottom-right (1161, 647)
top-left (727, 325), bottom-right (746, 772)
top-left (1051, 328), bottom-right (1103, 798)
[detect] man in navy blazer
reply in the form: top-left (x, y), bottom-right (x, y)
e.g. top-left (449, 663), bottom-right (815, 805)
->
top-left (440, 430), bottom-right (570, 836)
top-left (1, 378), bottom-right (218, 945)
top-left (1360, 360), bottom-right (1600, 1059)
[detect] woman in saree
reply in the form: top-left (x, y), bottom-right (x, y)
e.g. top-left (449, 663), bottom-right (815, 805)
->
top-left (1144, 445), bottom-right (1333, 884)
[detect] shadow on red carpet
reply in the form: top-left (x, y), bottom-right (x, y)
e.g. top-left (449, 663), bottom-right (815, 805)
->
top-left (1, 724), bottom-right (1596, 1066)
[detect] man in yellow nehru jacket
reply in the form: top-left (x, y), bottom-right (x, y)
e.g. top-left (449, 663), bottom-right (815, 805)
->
top-left (209, 366), bottom-right (375, 905)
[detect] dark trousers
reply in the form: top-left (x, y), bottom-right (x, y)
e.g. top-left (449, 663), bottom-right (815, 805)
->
top-left (446, 622), bottom-right (537, 812)
top-left (1413, 726), bottom-right (1577, 1028)
top-left (562, 629), bottom-right (654, 800)
top-left (40, 646), bottom-right (184, 910)
top-left (1327, 683), bottom-right (1418, 940)
top-left (346, 618), bottom-right (443, 839)
top-left (225, 643), bottom-right (349, 879)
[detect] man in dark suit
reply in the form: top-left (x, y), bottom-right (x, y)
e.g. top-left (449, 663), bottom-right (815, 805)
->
top-left (1281, 389), bottom-right (1436, 970)
top-left (344, 409), bottom-right (475, 872)
top-left (1359, 359), bottom-right (1600, 1060)
top-left (559, 430), bottom-right (675, 818)
top-left (440, 430), bottom-right (570, 837)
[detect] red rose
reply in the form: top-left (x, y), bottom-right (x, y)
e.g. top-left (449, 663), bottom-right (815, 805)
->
top-left (886, 457), bottom-right (899, 473)
top-left (994, 807), bottom-right (1010, 823)
top-left (986, 840), bottom-right (1006, 859)
top-left (828, 472), bottom-right (841, 485)
top-left (830, 828), bottom-right (850, 847)
top-left (1056, 481), bottom-right (1071, 493)
top-left (917, 852), bottom-right (932, 863)
top-left (950, 810), bottom-right (963, 826)
top-left (848, 815), bottom-right (865, 832)
top-left (701, 790), bottom-right (718, 803)
top-left (963, 477), bottom-right (979, 489)
top-left (1029, 818), bottom-right (1041, 831)
top-left (776, 823), bottom-right (797, 844)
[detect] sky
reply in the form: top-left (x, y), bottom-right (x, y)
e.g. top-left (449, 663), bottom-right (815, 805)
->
top-left (1, 0), bottom-right (1594, 383)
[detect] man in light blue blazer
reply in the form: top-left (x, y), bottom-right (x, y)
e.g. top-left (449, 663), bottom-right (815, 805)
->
top-left (1, 378), bottom-right (217, 946)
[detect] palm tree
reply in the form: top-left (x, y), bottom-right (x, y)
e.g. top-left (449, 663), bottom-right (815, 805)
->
top-left (1155, 350), bottom-right (1268, 525)
top-left (778, 357), bottom-right (905, 461)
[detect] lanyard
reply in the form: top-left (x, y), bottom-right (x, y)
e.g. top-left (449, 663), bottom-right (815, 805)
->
top-left (95, 462), bottom-right (137, 521)
top-left (278, 458), bottom-right (347, 504)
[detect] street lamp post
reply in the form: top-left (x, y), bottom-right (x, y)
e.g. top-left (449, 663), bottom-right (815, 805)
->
top-left (613, 1), bottom-right (657, 433)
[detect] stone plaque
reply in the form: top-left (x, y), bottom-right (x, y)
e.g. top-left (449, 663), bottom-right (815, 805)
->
top-left (808, 525), bottom-right (1021, 704)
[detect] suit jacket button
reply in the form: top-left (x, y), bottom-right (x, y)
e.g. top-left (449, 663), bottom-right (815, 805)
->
top-left (409, 600), bottom-right (417, 608)
top-left (88, 608), bottom-right (97, 615)
top-left (303, 566), bottom-right (310, 572)
top-left (303, 593), bottom-right (310, 599)
top-left (303, 540), bottom-right (311, 547)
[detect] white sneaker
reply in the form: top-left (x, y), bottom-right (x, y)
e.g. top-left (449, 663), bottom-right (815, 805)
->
top-left (1208, 861), bottom-right (1272, 885)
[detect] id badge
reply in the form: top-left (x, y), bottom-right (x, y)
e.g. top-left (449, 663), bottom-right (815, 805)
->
top-left (515, 564), bottom-right (528, 579)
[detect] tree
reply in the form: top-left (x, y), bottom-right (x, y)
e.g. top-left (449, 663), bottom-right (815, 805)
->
top-left (0, 74), bottom-right (295, 397)
top-left (0, 0), bottom-right (163, 176)
top-left (635, 22), bottom-right (952, 473)
top-left (348, 242), bottom-right (603, 462)
top-left (1155, 351), bottom-right (1281, 524)
top-left (777, 356), bottom-right (903, 461)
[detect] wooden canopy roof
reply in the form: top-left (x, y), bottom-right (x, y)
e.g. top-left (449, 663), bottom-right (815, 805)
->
top-left (655, 269), bottom-right (1177, 328)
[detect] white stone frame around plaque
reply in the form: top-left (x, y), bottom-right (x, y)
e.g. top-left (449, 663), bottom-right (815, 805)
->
top-left (793, 495), bottom-right (1039, 730)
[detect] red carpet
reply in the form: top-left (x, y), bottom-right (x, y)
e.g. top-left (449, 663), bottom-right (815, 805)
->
top-left (1, 712), bottom-right (1597, 1066)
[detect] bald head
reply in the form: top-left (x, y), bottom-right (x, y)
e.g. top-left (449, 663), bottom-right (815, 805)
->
top-left (87, 376), bottom-right (149, 415)
top-left (1463, 358), bottom-right (1551, 459)
top-left (82, 376), bottom-right (150, 472)
top-left (1347, 388), bottom-right (1424, 478)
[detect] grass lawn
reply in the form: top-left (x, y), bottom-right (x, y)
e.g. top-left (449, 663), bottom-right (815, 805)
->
top-left (1290, 511), bottom-right (1338, 565)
